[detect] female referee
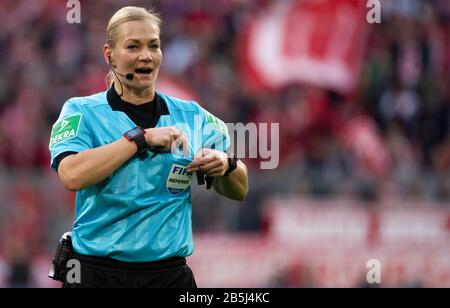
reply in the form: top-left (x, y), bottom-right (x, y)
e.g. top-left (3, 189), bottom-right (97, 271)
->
top-left (48, 6), bottom-right (248, 288)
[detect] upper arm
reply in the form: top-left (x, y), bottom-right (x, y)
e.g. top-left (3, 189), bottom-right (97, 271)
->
top-left (49, 101), bottom-right (94, 171)
top-left (57, 153), bottom-right (77, 176)
top-left (56, 153), bottom-right (81, 191)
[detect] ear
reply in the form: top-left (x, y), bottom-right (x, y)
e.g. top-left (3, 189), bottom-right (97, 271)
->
top-left (103, 44), bottom-right (112, 65)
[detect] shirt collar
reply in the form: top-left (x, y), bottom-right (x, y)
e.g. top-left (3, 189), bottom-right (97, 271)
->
top-left (106, 84), bottom-right (169, 115)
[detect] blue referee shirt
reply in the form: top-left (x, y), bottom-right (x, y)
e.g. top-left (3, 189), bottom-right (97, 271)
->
top-left (49, 87), bottom-right (230, 262)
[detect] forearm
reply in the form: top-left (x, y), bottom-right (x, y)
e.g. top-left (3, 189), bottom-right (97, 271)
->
top-left (58, 137), bottom-right (138, 191)
top-left (213, 161), bottom-right (248, 201)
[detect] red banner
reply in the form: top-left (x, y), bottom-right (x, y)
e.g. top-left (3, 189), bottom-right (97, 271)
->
top-left (240, 0), bottom-right (368, 93)
top-left (339, 115), bottom-right (390, 177)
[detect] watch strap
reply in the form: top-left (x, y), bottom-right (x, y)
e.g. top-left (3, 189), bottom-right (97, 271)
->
top-left (124, 127), bottom-right (148, 154)
top-left (133, 133), bottom-right (148, 153)
top-left (224, 154), bottom-right (238, 176)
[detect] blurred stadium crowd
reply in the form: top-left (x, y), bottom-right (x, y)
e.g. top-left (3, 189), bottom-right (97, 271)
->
top-left (0, 0), bottom-right (449, 287)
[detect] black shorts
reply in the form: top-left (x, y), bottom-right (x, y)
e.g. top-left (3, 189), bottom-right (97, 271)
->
top-left (62, 252), bottom-right (197, 288)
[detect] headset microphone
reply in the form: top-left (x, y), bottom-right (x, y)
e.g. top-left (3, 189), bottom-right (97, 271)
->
top-left (114, 70), bottom-right (134, 80)
top-left (108, 56), bottom-right (134, 96)
top-left (108, 57), bottom-right (134, 80)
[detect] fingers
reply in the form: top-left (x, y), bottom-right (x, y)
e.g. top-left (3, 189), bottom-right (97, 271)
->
top-left (187, 153), bottom-right (215, 170)
top-left (146, 126), bottom-right (190, 154)
top-left (171, 128), bottom-right (190, 156)
top-left (194, 148), bottom-right (212, 160)
top-left (171, 130), bottom-right (189, 156)
top-left (201, 159), bottom-right (222, 173)
top-left (187, 159), bottom-right (222, 174)
top-left (187, 150), bottom-right (228, 175)
top-left (187, 162), bottom-right (220, 175)
top-left (193, 149), bottom-right (204, 160)
top-left (181, 135), bottom-right (189, 157)
top-left (204, 165), bottom-right (225, 177)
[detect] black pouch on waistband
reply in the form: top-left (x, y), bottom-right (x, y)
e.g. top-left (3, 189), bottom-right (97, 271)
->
top-left (48, 231), bottom-right (73, 282)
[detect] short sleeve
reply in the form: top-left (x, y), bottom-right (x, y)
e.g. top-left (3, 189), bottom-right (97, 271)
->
top-left (48, 100), bottom-right (94, 170)
top-left (198, 106), bottom-right (230, 153)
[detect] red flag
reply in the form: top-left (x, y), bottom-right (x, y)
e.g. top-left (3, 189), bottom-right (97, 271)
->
top-left (240, 0), bottom-right (368, 94)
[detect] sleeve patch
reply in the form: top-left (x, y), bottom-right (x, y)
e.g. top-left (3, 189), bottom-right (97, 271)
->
top-left (205, 111), bottom-right (228, 135)
top-left (49, 114), bottom-right (82, 147)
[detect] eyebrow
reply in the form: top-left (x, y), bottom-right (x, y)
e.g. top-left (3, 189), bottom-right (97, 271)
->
top-left (125, 38), bottom-right (160, 44)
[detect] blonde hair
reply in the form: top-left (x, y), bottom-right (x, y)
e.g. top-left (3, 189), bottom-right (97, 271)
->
top-left (106, 6), bottom-right (162, 86)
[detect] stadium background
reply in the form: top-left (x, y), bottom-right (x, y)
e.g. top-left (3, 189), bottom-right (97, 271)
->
top-left (0, 0), bottom-right (449, 287)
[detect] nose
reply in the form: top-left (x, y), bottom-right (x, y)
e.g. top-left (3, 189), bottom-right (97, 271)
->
top-left (139, 49), bottom-right (152, 62)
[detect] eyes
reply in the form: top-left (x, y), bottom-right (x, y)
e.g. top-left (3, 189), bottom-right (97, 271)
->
top-left (126, 43), bottom-right (160, 50)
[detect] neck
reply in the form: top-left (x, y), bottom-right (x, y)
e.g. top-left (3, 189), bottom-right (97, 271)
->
top-left (114, 82), bottom-right (155, 105)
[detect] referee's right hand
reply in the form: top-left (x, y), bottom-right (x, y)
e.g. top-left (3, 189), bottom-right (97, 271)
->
top-left (144, 126), bottom-right (189, 156)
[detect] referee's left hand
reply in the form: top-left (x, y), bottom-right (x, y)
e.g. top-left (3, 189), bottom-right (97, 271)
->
top-left (186, 149), bottom-right (229, 177)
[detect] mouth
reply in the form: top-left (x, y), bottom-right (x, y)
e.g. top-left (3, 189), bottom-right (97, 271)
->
top-left (134, 68), bottom-right (154, 76)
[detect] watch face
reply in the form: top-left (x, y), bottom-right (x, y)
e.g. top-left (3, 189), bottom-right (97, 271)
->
top-left (127, 127), bottom-right (144, 139)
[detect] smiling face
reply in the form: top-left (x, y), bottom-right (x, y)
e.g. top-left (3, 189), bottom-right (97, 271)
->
top-left (105, 18), bottom-right (162, 94)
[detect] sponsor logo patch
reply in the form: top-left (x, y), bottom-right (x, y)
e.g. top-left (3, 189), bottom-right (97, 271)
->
top-left (49, 114), bottom-right (82, 147)
top-left (205, 111), bottom-right (228, 135)
top-left (166, 164), bottom-right (192, 194)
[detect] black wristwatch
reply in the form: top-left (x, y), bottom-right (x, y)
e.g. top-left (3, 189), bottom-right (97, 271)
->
top-left (123, 126), bottom-right (148, 154)
top-left (224, 154), bottom-right (239, 176)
